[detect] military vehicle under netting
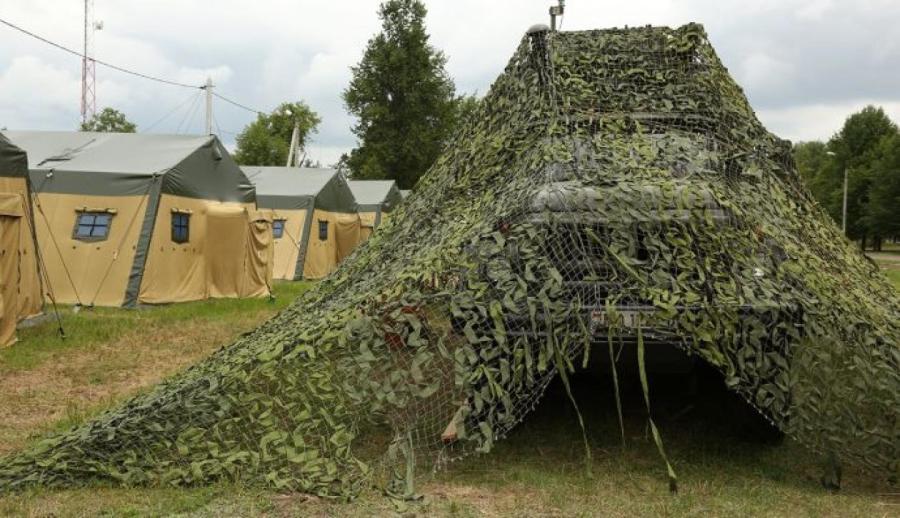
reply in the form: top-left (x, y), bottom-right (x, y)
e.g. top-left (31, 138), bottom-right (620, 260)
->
top-left (495, 179), bottom-right (801, 351)
top-left (1, 23), bottom-right (897, 497)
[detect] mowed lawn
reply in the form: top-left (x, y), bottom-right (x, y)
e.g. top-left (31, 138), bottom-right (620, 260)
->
top-left (869, 245), bottom-right (900, 290)
top-left (0, 281), bottom-right (312, 456)
top-left (1, 277), bottom-right (898, 517)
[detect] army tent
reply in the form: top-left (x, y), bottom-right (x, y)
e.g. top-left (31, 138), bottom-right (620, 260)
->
top-left (243, 166), bottom-right (360, 280)
top-left (348, 180), bottom-right (402, 241)
top-left (3, 131), bottom-right (272, 307)
top-left (0, 134), bottom-right (42, 346)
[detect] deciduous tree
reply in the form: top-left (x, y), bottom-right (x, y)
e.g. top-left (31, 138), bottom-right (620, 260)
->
top-left (79, 107), bottom-right (136, 133)
top-left (234, 102), bottom-right (321, 166)
top-left (342, 0), bottom-right (459, 189)
top-left (792, 106), bottom-right (899, 248)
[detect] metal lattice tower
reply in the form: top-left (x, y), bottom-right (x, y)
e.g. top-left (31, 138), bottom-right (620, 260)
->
top-left (80, 0), bottom-right (101, 124)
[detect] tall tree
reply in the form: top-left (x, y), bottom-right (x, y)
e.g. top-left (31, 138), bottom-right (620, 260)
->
top-left (79, 107), bottom-right (136, 133)
top-left (862, 134), bottom-right (900, 248)
top-left (795, 106), bottom-right (899, 246)
top-left (234, 102), bottom-right (321, 166)
top-left (793, 141), bottom-right (829, 197)
top-left (824, 106), bottom-right (898, 245)
top-left (342, 0), bottom-right (458, 189)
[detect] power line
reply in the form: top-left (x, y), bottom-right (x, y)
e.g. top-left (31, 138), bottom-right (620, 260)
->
top-left (186, 95), bottom-right (205, 134)
top-left (212, 91), bottom-right (264, 116)
top-left (212, 112), bottom-right (223, 136)
top-left (0, 17), bottom-right (201, 89)
top-left (145, 90), bottom-right (202, 132)
top-left (1, 16), bottom-right (271, 124)
top-left (177, 94), bottom-right (203, 134)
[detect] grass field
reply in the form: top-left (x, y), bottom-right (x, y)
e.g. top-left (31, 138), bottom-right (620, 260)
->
top-left (869, 248), bottom-right (900, 290)
top-left (0, 282), bottom-right (311, 456)
top-left (1, 279), bottom-right (898, 517)
top-left (887, 269), bottom-right (900, 290)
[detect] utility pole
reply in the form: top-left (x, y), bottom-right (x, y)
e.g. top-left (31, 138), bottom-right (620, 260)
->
top-left (286, 122), bottom-right (300, 167)
top-left (204, 77), bottom-right (214, 135)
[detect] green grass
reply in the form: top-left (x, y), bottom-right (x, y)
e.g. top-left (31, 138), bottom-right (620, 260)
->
top-left (2, 378), bottom-right (896, 517)
top-left (1, 280), bottom-right (897, 517)
top-left (869, 252), bottom-right (900, 291)
top-left (0, 282), bottom-right (311, 455)
top-left (2, 281), bottom-right (310, 371)
top-left (886, 269), bottom-right (900, 291)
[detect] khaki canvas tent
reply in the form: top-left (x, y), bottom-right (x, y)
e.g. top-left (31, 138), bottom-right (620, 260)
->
top-left (0, 134), bottom-right (42, 346)
top-left (348, 180), bottom-right (403, 241)
top-left (243, 167), bottom-right (360, 280)
top-left (3, 131), bottom-right (272, 307)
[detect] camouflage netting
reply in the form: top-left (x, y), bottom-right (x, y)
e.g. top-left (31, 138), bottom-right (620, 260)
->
top-left (1, 24), bottom-right (898, 496)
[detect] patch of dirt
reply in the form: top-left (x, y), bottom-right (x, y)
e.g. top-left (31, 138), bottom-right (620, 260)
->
top-left (425, 482), bottom-right (561, 517)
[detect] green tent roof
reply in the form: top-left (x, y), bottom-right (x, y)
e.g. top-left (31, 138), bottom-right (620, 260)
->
top-left (2, 131), bottom-right (255, 202)
top-left (348, 180), bottom-right (403, 212)
top-left (242, 166), bottom-right (357, 213)
top-left (0, 133), bottom-right (29, 179)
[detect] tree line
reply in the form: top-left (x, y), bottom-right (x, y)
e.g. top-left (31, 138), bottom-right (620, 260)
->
top-left (80, 0), bottom-right (473, 191)
top-left (794, 106), bottom-right (900, 251)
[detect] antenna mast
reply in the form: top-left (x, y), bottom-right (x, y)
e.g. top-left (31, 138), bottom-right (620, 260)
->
top-left (549, 0), bottom-right (565, 31)
top-left (80, 0), bottom-right (102, 125)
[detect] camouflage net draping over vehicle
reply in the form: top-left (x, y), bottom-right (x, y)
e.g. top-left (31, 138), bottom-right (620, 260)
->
top-left (1, 24), bottom-right (898, 496)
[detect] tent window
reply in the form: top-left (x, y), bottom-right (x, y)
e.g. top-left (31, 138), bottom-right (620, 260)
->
top-left (318, 220), bottom-right (328, 241)
top-left (171, 213), bottom-right (190, 243)
top-left (272, 219), bottom-right (286, 239)
top-left (73, 212), bottom-right (112, 241)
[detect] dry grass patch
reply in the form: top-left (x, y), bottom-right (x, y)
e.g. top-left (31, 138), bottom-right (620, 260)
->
top-left (0, 282), bottom-right (311, 454)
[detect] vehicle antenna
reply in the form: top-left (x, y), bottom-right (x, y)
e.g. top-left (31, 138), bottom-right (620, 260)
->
top-left (550, 0), bottom-right (566, 31)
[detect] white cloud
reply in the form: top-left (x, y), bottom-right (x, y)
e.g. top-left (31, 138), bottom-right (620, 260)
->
top-left (739, 53), bottom-right (795, 95)
top-left (795, 0), bottom-right (836, 20)
top-left (0, 56), bottom-right (80, 129)
top-left (758, 100), bottom-right (900, 143)
top-left (0, 0), bottom-right (898, 153)
top-left (305, 144), bottom-right (350, 168)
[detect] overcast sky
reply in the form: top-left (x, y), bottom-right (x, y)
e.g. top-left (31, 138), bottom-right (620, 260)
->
top-left (1, 0), bottom-right (899, 165)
